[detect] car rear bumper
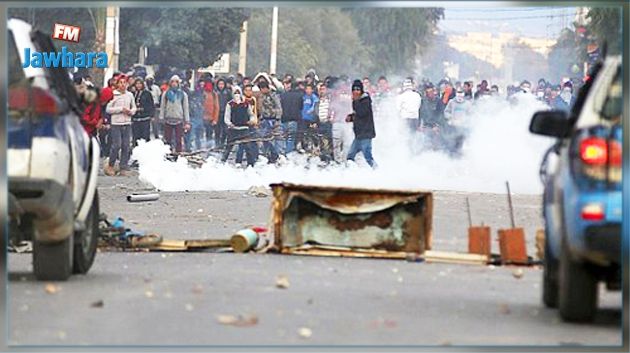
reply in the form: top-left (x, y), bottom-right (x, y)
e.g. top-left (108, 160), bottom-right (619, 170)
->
top-left (583, 223), bottom-right (621, 265)
top-left (9, 177), bottom-right (74, 243)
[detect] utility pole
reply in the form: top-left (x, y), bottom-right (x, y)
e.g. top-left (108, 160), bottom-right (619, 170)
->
top-left (104, 6), bottom-right (120, 87)
top-left (270, 7), bottom-right (278, 75)
top-left (238, 21), bottom-right (248, 76)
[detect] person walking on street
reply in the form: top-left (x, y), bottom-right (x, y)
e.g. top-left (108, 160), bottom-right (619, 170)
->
top-left (397, 78), bottom-right (422, 134)
top-left (346, 80), bottom-right (376, 168)
top-left (236, 84), bottom-right (259, 165)
top-left (221, 88), bottom-right (257, 167)
top-left (159, 75), bottom-right (190, 153)
top-left (185, 80), bottom-right (206, 151)
top-left (280, 79), bottom-right (303, 154)
top-left (105, 75), bottom-right (136, 176)
top-left (132, 78), bottom-right (155, 146)
top-left (99, 75), bottom-right (119, 158)
top-left (330, 80), bottom-right (353, 163)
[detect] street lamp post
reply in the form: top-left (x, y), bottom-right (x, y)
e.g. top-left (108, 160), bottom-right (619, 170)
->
top-left (270, 7), bottom-right (278, 75)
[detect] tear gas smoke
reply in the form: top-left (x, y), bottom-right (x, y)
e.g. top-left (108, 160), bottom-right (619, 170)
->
top-left (131, 93), bottom-right (552, 194)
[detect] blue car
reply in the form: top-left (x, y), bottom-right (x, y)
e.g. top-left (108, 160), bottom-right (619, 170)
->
top-left (530, 55), bottom-right (622, 322)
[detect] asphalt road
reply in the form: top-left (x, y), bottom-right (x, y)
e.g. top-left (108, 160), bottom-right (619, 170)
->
top-left (7, 175), bottom-right (622, 346)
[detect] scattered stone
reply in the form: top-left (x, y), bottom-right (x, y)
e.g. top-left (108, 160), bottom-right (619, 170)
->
top-left (275, 275), bottom-right (290, 289)
top-left (512, 268), bottom-right (524, 279)
top-left (247, 185), bottom-right (271, 197)
top-left (185, 303), bottom-right (194, 312)
top-left (216, 314), bottom-right (259, 327)
top-left (90, 300), bottom-right (104, 308)
top-left (499, 303), bottom-right (511, 315)
top-left (144, 290), bottom-right (154, 299)
top-left (44, 283), bottom-right (59, 294)
top-left (192, 284), bottom-right (203, 294)
top-left (298, 327), bottom-right (312, 339)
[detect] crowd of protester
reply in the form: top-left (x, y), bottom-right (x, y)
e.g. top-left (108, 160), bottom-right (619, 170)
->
top-left (72, 68), bottom-right (583, 176)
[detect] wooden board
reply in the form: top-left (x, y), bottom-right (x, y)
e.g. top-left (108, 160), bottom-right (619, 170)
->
top-left (423, 250), bottom-right (489, 265)
top-left (282, 247), bottom-right (408, 259)
top-left (186, 239), bottom-right (231, 249)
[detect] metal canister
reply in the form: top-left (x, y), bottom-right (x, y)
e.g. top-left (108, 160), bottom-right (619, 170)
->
top-left (231, 229), bottom-right (259, 253)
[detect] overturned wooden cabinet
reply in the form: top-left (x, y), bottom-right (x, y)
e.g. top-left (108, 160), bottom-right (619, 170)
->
top-left (270, 183), bottom-right (433, 257)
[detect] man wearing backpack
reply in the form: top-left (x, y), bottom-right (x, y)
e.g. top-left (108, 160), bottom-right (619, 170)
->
top-left (159, 75), bottom-right (190, 153)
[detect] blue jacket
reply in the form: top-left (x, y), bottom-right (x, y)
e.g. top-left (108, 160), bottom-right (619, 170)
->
top-left (301, 93), bottom-right (319, 122)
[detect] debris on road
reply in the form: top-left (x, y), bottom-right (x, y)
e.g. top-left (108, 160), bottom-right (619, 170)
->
top-left (231, 229), bottom-right (259, 253)
top-left (247, 185), bottom-right (271, 197)
top-left (498, 181), bottom-right (528, 265)
top-left (466, 197), bottom-right (491, 256)
top-left (499, 303), bottom-right (511, 315)
top-left (423, 250), bottom-right (489, 265)
top-left (512, 268), bottom-right (524, 279)
top-left (275, 275), bottom-right (290, 289)
top-left (144, 290), bottom-right (154, 299)
top-left (270, 183), bottom-right (433, 258)
top-left (90, 300), bottom-right (104, 308)
top-left (127, 193), bottom-right (160, 202)
top-left (297, 327), bottom-right (312, 339)
top-left (8, 240), bottom-right (32, 253)
top-left (216, 314), bottom-right (259, 327)
top-left (44, 283), bottom-right (59, 294)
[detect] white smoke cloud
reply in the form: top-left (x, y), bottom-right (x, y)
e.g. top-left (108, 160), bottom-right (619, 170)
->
top-left (131, 93), bottom-right (553, 194)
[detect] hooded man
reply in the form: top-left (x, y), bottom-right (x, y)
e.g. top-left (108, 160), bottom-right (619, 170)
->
top-left (215, 78), bottom-right (233, 148)
top-left (345, 80), bottom-right (376, 168)
top-left (159, 75), bottom-right (190, 153)
top-left (105, 75), bottom-right (137, 176)
top-left (397, 78), bottom-right (422, 135)
top-left (553, 81), bottom-right (575, 111)
top-left (202, 78), bottom-right (220, 148)
top-left (221, 88), bottom-right (257, 167)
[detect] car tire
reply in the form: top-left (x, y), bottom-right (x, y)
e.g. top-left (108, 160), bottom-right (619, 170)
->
top-left (542, 228), bottom-right (559, 308)
top-left (73, 190), bottom-right (99, 274)
top-left (558, 238), bottom-right (598, 322)
top-left (33, 235), bottom-right (73, 281)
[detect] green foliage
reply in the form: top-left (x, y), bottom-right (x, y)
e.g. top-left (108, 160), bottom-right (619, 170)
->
top-left (547, 28), bottom-right (587, 80)
top-left (239, 8), bottom-right (372, 78)
top-left (586, 8), bottom-right (621, 55)
top-left (120, 8), bottom-right (248, 70)
top-left (345, 8), bottom-right (444, 76)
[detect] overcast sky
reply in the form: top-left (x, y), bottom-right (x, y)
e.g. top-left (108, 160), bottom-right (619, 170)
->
top-left (439, 7), bottom-right (578, 39)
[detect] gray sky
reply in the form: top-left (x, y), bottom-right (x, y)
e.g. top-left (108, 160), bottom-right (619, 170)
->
top-left (439, 7), bottom-right (578, 39)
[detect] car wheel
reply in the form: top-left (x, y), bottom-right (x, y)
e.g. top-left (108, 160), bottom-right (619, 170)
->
top-left (73, 190), bottom-right (99, 274)
top-left (558, 238), bottom-right (598, 322)
top-left (542, 227), bottom-right (559, 308)
top-left (33, 235), bottom-right (73, 281)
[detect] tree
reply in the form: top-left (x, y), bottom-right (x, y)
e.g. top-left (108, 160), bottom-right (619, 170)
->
top-left (547, 28), bottom-right (587, 81)
top-left (237, 8), bottom-right (372, 78)
top-left (586, 7), bottom-right (621, 55)
top-left (344, 8), bottom-right (444, 76)
top-left (119, 8), bottom-right (249, 73)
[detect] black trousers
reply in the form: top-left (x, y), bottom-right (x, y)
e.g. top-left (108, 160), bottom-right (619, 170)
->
top-left (132, 120), bottom-right (151, 146)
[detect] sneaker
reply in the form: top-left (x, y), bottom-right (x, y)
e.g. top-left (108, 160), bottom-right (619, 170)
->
top-left (104, 164), bottom-right (116, 176)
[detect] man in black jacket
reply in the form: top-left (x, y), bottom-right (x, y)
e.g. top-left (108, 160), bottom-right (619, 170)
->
top-left (215, 78), bottom-right (232, 148)
top-left (345, 80), bottom-right (376, 168)
top-left (279, 79), bottom-right (303, 154)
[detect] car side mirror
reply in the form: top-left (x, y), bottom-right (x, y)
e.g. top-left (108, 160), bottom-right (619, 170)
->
top-left (529, 110), bottom-right (570, 138)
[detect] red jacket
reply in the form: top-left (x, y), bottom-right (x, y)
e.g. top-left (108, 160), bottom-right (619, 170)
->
top-left (82, 102), bottom-right (102, 136)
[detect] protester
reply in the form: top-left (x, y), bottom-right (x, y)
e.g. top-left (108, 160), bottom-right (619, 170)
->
top-left (202, 77), bottom-right (220, 148)
top-left (235, 84), bottom-right (259, 165)
top-left (397, 78), bottom-right (422, 135)
top-left (99, 75), bottom-right (119, 158)
top-left (300, 83), bottom-right (319, 152)
top-left (159, 75), bottom-right (190, 153)
top-left (80, 85), bottom-right (102, 137)
top-left (131, 78), bottom-right (155, 146)
top-left (145, 75), bottom-right (162, 139)
top-left (105, 75), bottom-right (136, 176)
top-left (330, 79), bottom-right (353, 163)
top-left (221, 88), bottom-right (257, 167)
top-left (345, 80), bottom-right (376, 168)
top-left (215, 78), bottom-right (232, 148)
top-left (553, 81), bottom-right (575, 111)
top-left (474, 80), bottom-right (490, 100)
top-left (258, 81), bottom-right (283, 163)
top-left (463, 81), bottom-right (474, 100)
top-left (280, 79), bottom-right (303, 154)
top-left (315, 83), bottom-right (333, 162)
top-left (185, 80), bottom-right (206, 151)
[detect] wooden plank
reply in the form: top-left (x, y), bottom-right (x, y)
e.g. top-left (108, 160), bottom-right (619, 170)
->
top-left (282, 247), bottom-right (408, 259)
top-left (423, 250), bottom-right (488, 265)
top-left (149, 239), bottom-right (187, 251)
top-left (186, 239), bottom-right (231, 249)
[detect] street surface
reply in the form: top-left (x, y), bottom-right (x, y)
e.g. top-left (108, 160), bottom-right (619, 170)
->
top-left (8, 175), bottom-right (622, 346)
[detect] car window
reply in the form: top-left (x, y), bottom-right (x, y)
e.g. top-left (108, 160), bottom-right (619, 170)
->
top-left (8, 30), bottom-right (26, 86)
top-left (600, 69), bottom-right (622, 124)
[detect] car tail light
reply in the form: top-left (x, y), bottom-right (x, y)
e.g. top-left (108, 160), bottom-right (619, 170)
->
top-left (581, 203), bottom-right (605, 221)
top-left (609, 141), bottom-right (622, 167)
top-left (8, 86), bottom-right (60, 116)
top-left (580, 137), bottom-right (608, 165)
